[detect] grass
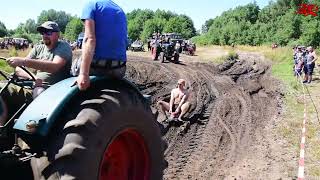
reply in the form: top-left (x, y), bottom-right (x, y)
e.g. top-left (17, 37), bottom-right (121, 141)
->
top-left (194, 45), bottom-right (230, 63)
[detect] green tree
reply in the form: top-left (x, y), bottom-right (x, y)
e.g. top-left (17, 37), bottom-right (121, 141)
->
top-left (128, 19), bottom-right (143, 41)
top-left (164, 15), bottom-right (196, 39)
top-left (194, 0), bottom-right (320, 47)
top-left (7, 29), bottom-right (15, 37)
top-left (14, 23), bottom-right (25, 35)
top-left (37, 9), bottom-right (72, 33)
top-left (154, 10), bottom-right (175, 20)
top-left (0, 21), bottom-right (7, 37)
top-left (64, 17), bottom-right (83, 41)
top-left (126, 9), bottom-right (196, 41)
top-left (24, 19), bottom-right (37, 34)
top-left (140, 18), bottom-right (166, 41)
top-left (299, 16), bottom-right (320, 47)
top-left (201, 19), bottom-right (214, 34)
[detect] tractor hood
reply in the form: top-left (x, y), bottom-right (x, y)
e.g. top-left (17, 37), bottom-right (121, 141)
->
top-left (162, 43), bottom-right (173, 48)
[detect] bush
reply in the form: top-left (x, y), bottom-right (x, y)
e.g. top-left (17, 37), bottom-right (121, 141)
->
top-left (227, 50), bottom-right (238, 60)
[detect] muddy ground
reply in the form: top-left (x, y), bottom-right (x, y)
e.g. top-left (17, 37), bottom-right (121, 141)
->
top-left (125, 52), bottom-right (296, 179)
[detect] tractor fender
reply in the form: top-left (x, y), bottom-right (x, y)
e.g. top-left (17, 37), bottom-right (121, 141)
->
top-left (13, 76), bottom-right (147, 136)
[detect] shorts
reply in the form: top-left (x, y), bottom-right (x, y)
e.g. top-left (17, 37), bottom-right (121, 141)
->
top-left (303, 64), bottom-right (308, 74)
top-left (306, 63), bottom-right (315, 75)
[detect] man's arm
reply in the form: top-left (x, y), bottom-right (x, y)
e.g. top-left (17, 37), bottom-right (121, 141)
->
top-left (80, 19), bottom-right (96, 76)
top-left (76, 19), bottom-right (96, 90)
top-left (8, 56), bottom-right (66, 74)
top-left (175, 94), bottom-right (187, 113)
top-left (24, 56), bottom-right (66, 73)
top-left (169, 90), bottom-right (175, 113)
top-left (313, 51), bottom-right (317, 63)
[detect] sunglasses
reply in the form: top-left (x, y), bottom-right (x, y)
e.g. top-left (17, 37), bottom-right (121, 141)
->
top-left (40, 31), bottom-right (55, 36)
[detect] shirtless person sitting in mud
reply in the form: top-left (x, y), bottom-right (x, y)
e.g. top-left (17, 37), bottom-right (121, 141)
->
top-left (157, 79), bottom-right (191, 122)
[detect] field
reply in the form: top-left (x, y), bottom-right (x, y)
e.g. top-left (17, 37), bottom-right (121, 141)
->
top-left (1, 46), bottom-right (319, 178)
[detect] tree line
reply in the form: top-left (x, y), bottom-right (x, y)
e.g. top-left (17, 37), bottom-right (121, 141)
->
top-left (2, 0), bottom-right (316, 47)
top-left (0, 9), bottom-right (197, 44)
top-left (193, 0), bottom-right (320, 48)
top-left (127, 9), bottom-right (196, 41)
top-left (0, 9), bottom-right (83, 44)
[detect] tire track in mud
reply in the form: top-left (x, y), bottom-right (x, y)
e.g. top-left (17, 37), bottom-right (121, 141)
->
top-left (125, 53), bottom-right (281, 179)
top-left (174, 62), bottom-right (254, 179)
top-left (127, 60), bottom-right (217, 179)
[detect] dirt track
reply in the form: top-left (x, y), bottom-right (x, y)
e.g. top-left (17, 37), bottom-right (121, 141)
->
top-left (125, 52), bottom-right (288, 179)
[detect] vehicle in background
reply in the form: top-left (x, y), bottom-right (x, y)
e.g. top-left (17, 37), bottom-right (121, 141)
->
top-left (131, 40), bottom-right (144, 51)
top-left (77, 32), bottom-right (84, 49)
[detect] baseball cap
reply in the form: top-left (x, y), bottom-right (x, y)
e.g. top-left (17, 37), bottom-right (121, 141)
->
top-left (37, 21), bottom-right (60, 32)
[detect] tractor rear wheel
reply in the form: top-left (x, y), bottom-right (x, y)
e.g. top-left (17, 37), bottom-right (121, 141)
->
top-left (31, 84), bottom-right (165, 180)
top-left (174, 53), bottom-right (179, 63)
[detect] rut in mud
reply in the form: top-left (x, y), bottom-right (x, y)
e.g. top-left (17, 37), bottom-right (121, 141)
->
top-left (125, 52), bottom-right (282, 179)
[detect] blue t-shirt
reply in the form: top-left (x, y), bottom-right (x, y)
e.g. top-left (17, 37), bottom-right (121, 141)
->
top-left (81, 0), bottom-right (127, 61)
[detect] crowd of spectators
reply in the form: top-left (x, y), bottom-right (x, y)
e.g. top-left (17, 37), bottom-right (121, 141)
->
top-left (293, 45), bottom-right (318, 83)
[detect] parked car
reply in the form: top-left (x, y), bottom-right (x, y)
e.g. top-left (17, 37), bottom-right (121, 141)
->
top-left (131, 40), bottom-right (144, 51)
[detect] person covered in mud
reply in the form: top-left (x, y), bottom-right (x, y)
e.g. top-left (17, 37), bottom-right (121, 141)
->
top-left (74, 0), bottom-right (127, 90)
top-left (157, 79), bottom-right (191, 122)
top-left (0, 21), bottom-right (72, 126)
top-left (303, 46), bottom-right (317, 83)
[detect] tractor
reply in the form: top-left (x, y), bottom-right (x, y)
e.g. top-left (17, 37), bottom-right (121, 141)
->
top-left (0, 57), bottom-right (165, 180)
top-left (182, 43), bottom-right (196, 56)
top-left (159, 41), bottom-right (179, 63)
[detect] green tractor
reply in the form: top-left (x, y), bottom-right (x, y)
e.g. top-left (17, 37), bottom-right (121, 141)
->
top-left (159, 42), bottom-right (180, 63)
top-left (0, 57), bottom-right (165, 180)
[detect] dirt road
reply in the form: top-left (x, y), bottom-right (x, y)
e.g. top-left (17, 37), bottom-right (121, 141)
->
top-left (125, 52), bottom-right (295, 179)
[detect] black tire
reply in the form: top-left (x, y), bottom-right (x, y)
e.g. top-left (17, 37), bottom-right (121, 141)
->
top-left (160, 52), bottom-right (165, 63)
top-left (31, 83), bottom-right (165, 180)
top-left (174, 53), bottom-right (179, 63)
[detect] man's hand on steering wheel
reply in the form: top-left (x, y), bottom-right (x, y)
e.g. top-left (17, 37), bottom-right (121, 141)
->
top-left (0, 57), bottom-right (37, 87)
top-left (7, 57), bottom-right (26, 67)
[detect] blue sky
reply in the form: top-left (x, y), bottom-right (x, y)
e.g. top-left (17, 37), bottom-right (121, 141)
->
top-left (0, 0), bottom-right (270, 30)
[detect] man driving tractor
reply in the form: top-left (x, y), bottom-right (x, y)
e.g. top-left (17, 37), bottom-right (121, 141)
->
top-left (0, 21), bottom-right (72, 126)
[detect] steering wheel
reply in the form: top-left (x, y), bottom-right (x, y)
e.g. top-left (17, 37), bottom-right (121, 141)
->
top-left (0, 57), bottom-right (37, 87)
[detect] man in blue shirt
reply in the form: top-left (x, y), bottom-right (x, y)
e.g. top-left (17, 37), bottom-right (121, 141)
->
top-left (76, 0), bottom-right (127, 90)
